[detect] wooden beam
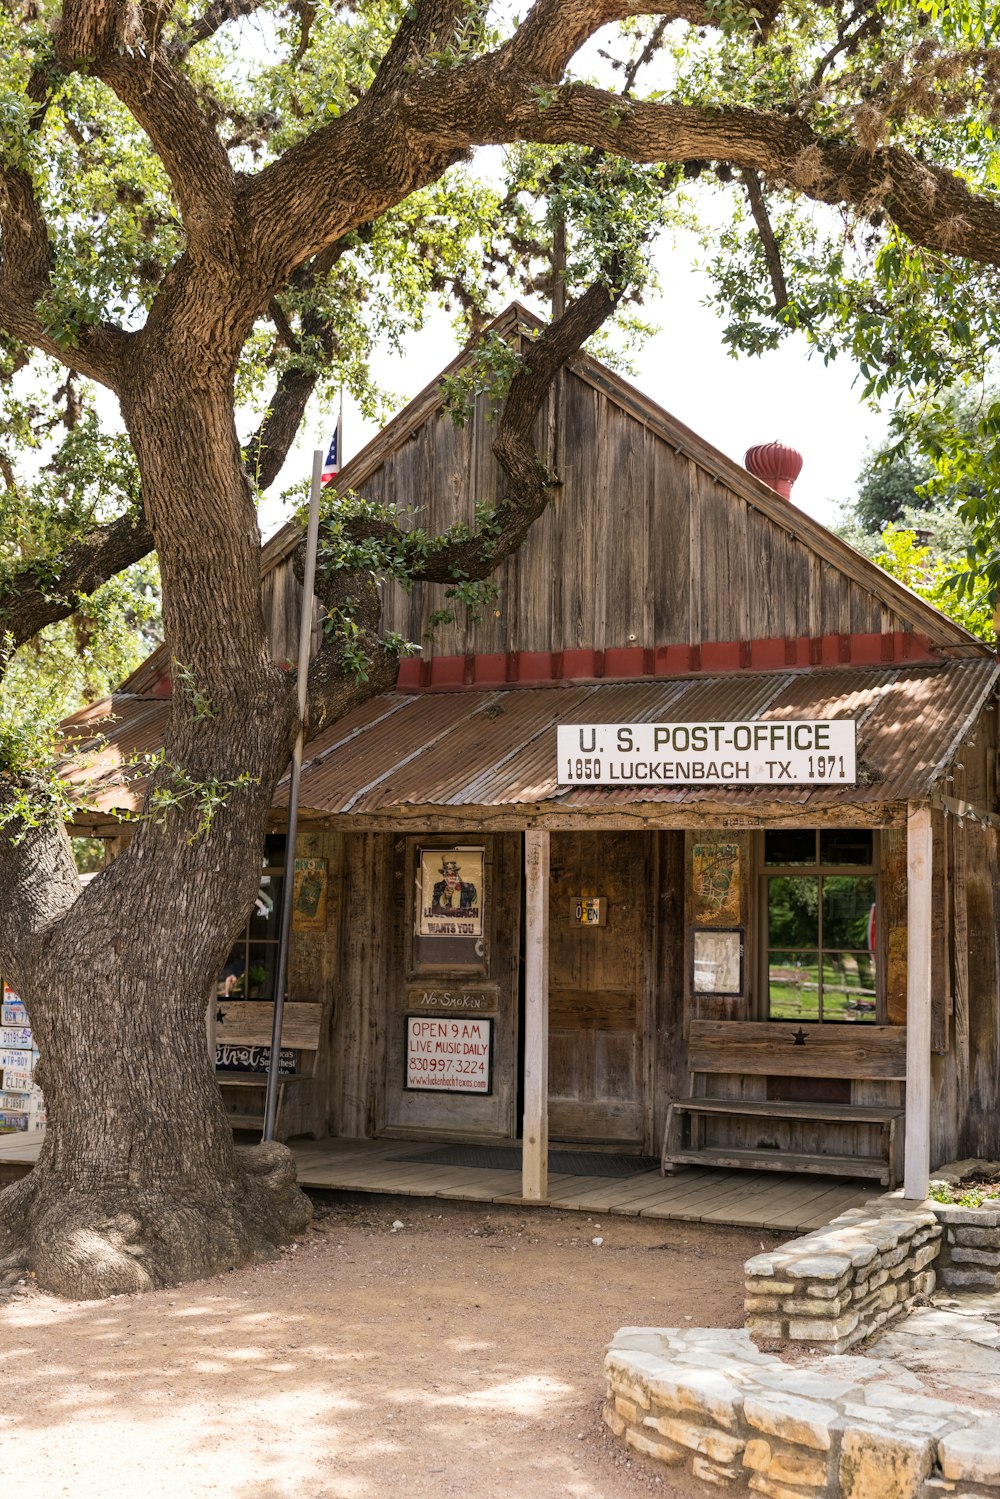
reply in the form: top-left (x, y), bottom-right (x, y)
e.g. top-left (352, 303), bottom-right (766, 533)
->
top-left (904, 803), bottom-right (933, 1200)
top-left (313, 802), bottom-right (908, 834)
top-left (522, 829), bottom-right (550, 1201)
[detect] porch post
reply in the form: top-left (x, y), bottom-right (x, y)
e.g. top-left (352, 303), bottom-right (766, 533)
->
top-left (904, 802), bottom-right (933, 1200)
top-left (522, 829), bottom-right (550, 1201)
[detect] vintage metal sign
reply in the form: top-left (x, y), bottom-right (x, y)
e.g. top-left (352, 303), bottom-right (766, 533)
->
top-left (557, 721), bottom-right (857, 786)
top-left (404, 1016), bottom-right (493, 1093)
top-left (572, 896), bottom-right (607, 926)
top-left (292, 857), bottom-right (328, 932)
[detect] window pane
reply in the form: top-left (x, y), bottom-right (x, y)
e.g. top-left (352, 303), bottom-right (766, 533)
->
top-left (768, 876), bottom-right (819, 946)
top-left (245, 944), bottom-right (279, 1000)
top-left (764, 830), bottom-right (816, 866)
top-left (820, 829), bottom-right (874, 867)
top-left (263, 833), bottom-right (287, 865)
top-left (768, 952), bottom-right (820, 1021)
top-left (823, 876), bottom-right (876, 949)
top-left (249, 873), bottom-right (282, 941)
top-left (216, 942), bottom-right (246, 997)
top-left (821, 953), bottom-right (877, 1022)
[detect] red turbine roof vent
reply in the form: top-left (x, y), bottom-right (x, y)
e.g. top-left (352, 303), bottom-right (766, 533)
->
top-left (744, 440), bottom-right (803, 501)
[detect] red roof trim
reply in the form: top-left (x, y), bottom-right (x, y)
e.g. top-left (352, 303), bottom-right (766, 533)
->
top-left (396, 632), bottom-right (940, 692)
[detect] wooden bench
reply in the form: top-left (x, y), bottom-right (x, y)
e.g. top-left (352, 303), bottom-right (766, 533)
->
top-left (662, 1020), bottom-right (907, 1187)
top-left (213, 1000), bottom-right (323, 1141)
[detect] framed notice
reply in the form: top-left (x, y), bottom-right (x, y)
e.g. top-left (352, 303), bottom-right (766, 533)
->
top-left (418, 848), bottom-right (484, 936)
top-left (405, 1015), bottom-right (493, 1094)
top-left (414, 845), bottom-right (486, 970)
top-left (292, 858), bottom-right (328, 931)
top-left (692, 928), bottom-right (744, 995)
top-left (691, 842), bottom-right (741, 925)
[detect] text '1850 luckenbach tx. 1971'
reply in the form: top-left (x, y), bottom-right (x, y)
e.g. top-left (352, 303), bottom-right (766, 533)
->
top-left (556, 721), bottom-right (857, 786)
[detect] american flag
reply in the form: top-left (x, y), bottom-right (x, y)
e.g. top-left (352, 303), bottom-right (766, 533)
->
top-left (320, 421), bottom-right (340, 486)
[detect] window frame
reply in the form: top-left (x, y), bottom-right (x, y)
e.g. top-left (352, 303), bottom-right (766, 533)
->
top-left (757, 829), bottom-right (882, 1025)
top-left (217, 835), bottom-right (287, 1002)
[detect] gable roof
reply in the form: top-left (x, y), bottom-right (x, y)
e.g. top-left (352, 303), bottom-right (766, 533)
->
top-left (259, 301), bottom-right (986, 652)
top-left (120, 301), bottom-right (989, 700)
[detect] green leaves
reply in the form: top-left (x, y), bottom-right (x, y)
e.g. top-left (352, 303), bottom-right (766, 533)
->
top-left (440, 332), bottom-right (521, 426)
top-left (147, 762), bottom-right (259, 842)
top-left (874, 523), bottom-right (994, 639)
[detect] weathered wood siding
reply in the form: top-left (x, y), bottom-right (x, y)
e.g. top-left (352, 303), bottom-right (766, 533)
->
top-left (928, 699), bottom-right (1000, 1166)
top-left (652, 831), bottom-right (687, 1155)
top-left (368, 373), bottom-right (911, 656)
top-left (258, 365), bottom-right (935, 668)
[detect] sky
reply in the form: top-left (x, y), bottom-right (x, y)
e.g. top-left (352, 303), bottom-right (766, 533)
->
top-left (259, 221), bottom-right (889, 543)
top-left (261, 248), bottom-right (886, 539)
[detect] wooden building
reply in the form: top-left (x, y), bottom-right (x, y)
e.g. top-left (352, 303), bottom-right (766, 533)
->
top-left (66, 305), bottom-right (1000, 1202)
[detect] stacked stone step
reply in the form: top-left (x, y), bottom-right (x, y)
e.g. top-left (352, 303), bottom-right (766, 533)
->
top-left (744, 1201), bottom-right (941, 1354)
top-left (603, 1326), bottom-right (1000, 1497)
top-left (934, 1207), bottom-right (1000, 1291)
top-left (929, 1160), bottom-right (1000, 1292)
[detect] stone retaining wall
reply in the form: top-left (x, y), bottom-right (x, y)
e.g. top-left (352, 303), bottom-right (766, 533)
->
top-left (744, 1201), bottom-right (941, 1354)
top-left (604, 1327), bottom-right (1000, 1496)
top-left (930, 1159), bottom-right (1000, 1292)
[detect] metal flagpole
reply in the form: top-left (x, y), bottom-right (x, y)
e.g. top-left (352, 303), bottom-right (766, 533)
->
top-left (263, 447), bottom-right (324, 1142)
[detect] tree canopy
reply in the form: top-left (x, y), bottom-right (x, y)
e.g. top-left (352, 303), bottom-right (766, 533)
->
top-left (5, 0), bottom-right (1000, 1298)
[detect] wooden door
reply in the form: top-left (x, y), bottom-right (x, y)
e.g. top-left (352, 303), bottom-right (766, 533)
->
top-left (546, 831), bottom-right (647, 1144)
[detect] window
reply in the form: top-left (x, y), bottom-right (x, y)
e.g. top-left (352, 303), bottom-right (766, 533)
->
top-left (762, 830), bottom-right (878, 1024)
top-left (217, 835), bottom-right (287, 1000)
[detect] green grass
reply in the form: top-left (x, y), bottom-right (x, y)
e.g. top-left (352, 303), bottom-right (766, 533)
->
top-left (768, 955), bottom-right (877, 1023)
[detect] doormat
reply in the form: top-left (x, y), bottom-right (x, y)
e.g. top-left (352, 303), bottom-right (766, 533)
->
top-left (392, 1145), bottom-right (660, 1177)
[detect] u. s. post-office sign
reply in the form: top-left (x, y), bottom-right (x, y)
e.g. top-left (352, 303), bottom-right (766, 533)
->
top-left (557, 721), bottom-right (857, 786)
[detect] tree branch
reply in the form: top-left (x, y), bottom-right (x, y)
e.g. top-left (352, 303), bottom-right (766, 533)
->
top-left (311, 268), bottom-right (626, 602)
top-left (167, 0), bottom-right (270, 63)
top-left (297, 268), bottom-right (626, 733)
top-left (497, 0), bottom-right (709, 86)
top-left (740, 168), bottom-right (788, 313)
top-left (304, 572), bottom-right (401, 739)
top-left (404, 75), bottom-right (1000, 270)
top-left (365, 0), bottom-right (481, 103)
top-left (244, 0), bottom-right (709, 279)
top-left (806, 0), bottom-right (880, 95)
top-left (56, 0), bottom-right (236, 243)
top-left (0, 510), bottom-right (153, 662)
top-left (0, 807), bottom-right (81, 987)
top-left (244, 243), bottom-right (348, 490)
top-left (0, 164), bottom-right (127, 387)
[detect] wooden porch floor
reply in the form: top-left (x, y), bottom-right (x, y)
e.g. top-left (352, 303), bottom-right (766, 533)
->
top-left (292, 1137), bottom-right (880, 1232)
top-left (0, 1131), bottom-right (880, 1232)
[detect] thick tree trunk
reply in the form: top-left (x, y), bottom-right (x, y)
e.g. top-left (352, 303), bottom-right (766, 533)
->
top-left (0, 800), bottom-right (311, 1297)
top-left (0, 348), bottom-right (313, 1297)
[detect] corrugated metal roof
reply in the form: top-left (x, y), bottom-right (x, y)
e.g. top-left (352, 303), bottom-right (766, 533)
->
top-left (59, 694), bottom-right (170, 812)
top-left (286, 658), bottom-right (999, 816)
top-left (63, 659), bottom-right (999, 819)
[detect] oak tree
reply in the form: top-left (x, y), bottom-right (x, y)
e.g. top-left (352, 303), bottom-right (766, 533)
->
top-left (2, 0), bottom-right (1000, 1297)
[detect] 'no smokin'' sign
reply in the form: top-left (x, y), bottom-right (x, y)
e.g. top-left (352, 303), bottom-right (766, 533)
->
top-left (557, 721), bottom-right (857, 786)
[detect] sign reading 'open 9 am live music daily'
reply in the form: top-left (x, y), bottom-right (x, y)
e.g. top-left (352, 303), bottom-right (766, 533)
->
top-left (556, 721), bottom-right (857, 786)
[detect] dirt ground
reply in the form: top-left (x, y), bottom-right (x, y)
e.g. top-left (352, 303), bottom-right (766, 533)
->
top-left (0, 1192), bottom-right (781, 1499)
